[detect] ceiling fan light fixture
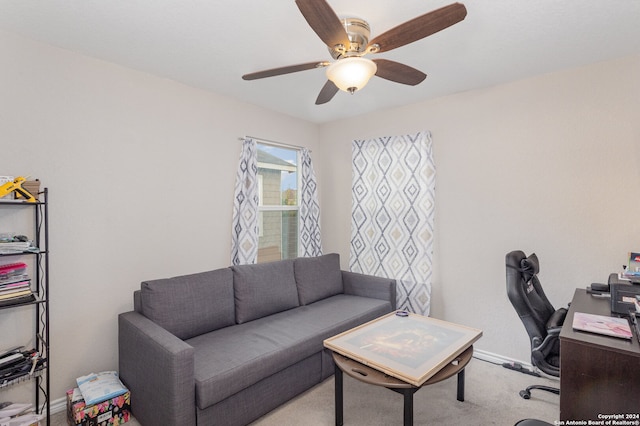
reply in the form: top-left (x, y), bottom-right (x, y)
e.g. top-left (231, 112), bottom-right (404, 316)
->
top-left (326, 57), bottom-right (377, 94)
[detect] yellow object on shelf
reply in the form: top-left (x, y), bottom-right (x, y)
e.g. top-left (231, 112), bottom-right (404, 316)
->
top-left (0, 176), bottom-right (36, 202)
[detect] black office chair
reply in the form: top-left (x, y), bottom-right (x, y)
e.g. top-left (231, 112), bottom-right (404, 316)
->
top-left (505, 250), bottom-right (567, 399)
top-left (515, 420), bottom-right (553, 426)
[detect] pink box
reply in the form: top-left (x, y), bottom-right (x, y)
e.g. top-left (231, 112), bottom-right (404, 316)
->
top-left (66, 388), bottom-right (131, 426)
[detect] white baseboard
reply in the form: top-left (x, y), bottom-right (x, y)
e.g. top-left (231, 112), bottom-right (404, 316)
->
top-left (50, 396), bottom-right (66, 415)
top-left (473, 348), bottom-right (560, 382)
top-left (472, 348), bottom-right (532, 368)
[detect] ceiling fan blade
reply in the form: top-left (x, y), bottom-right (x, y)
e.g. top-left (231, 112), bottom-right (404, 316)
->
top-left (373, 59), bottom-right (427, 86)
top-left (367, 2), bottom-right (467, 53)
top-left (295, 0), bottom-right (350, 48)
top-left (315, 80), bottom-right (339, 105)
top-left (242, 61), bottom-right (328, 80)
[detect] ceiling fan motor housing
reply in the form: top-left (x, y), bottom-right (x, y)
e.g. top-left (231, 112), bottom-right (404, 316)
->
top-left (329, 18), bottom-right (372, 59)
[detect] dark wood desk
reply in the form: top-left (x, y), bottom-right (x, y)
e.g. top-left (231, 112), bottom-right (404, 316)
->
top-left (559, 288), bottom-right (640, 422)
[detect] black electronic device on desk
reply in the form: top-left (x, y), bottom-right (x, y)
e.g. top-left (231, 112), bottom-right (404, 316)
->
top-left (608, 273), bottom-right (640, 315)
top-left (587, 282), bottom-right (609, 295)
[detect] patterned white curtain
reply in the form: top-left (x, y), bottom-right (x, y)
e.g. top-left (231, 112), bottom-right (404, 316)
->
top-left (299, 148), bottom-right (323, 257)
top-left (349, 131), bottom-right (436, 315)
top-left (231, 138), bottom-right (259, 265)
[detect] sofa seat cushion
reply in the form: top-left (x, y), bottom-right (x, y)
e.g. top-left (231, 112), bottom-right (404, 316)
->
top-left (187, 294), bottom-right (391, 409)
top-left (140, 268), bottom-right (235, 340)
top-left (232, 259), bottom-right (299, 324)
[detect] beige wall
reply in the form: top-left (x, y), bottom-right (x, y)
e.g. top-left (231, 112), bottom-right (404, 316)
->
top-left (317, 54), bottom-right (640, 362)
top-left (0, 30), bottom-right (319, 403)
top-left (1, 26), bottom-right (639, 407)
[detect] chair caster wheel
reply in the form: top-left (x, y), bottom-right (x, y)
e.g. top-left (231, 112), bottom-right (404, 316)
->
top-left (519, 390), bottom-right (531, 399)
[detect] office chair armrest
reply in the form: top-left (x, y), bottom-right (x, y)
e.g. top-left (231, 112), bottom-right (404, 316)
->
top-left (533, 330), bottom-right (560, 354)
top-left (545, 326), bottom-right (562, 336)
top-left (546, 308), bottom-right (567, 329)
top-left (531, 333), bottom-right (560, 376)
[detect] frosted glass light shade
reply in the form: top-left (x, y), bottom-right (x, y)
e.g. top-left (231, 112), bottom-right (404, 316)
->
top-left (326, 57), bottom-right (377, 93)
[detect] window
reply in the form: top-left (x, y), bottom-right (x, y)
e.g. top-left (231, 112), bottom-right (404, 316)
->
top-left (256, 143), bottom-right (299, 263)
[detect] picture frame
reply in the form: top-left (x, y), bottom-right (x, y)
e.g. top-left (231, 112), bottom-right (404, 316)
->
top-left (324, 312), bottom-right (482, 387)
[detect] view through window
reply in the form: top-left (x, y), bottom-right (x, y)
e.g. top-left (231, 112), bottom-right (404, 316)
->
top-left (257, 143), bottom-right (299, 263)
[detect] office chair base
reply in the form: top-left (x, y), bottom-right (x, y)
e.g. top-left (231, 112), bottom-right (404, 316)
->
top-left (519, 385), bottom-right (559, 400)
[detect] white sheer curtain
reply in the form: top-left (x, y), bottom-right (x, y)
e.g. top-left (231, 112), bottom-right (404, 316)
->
top-left (299, 148), bottom-right (323, 257)
top-left (349, 131), bottom-right (436, 315)
top-left (230, 138), bottom-right (259, 265)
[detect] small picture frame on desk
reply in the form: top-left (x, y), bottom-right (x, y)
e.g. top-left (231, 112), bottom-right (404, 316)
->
top-left (623, 252), bottom-right (640, 279)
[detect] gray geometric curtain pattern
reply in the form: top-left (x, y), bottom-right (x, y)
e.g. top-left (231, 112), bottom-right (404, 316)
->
top-left (349, 131), bottom-right (436, 315)
top-left (231, 138), bottom-right (259, 265)
top-left (299, 148), bottom-right (323, 257)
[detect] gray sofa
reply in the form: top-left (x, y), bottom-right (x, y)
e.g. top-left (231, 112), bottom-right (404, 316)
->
top-left (118, 253), bottom-right (396, 426)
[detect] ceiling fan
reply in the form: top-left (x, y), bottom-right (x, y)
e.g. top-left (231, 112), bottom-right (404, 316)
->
top-left (242, 0), bottom-right (467, 105)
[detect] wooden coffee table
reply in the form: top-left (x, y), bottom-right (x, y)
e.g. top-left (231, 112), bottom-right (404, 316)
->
top-left (324, 311), bottom-right (482, 426)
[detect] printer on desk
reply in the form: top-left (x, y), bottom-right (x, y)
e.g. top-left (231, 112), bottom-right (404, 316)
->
top-left (608, 273), bottom-right (640, 315)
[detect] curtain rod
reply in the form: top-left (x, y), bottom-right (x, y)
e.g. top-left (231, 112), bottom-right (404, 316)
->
top-left (238, 136), bottom-right (310, 152)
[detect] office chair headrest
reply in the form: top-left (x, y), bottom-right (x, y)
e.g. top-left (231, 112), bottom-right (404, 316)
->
top-left (520, 253), bottom-right (539, 282)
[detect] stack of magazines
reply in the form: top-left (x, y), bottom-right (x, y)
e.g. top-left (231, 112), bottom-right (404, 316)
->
top-left (0, 263), bottom-right (34, 308)
top-left (0, 236), bottom-right (36, 255)
top-left (0, 402), bottom-right (44, 426)
top-left (0, 347), bottom-right (45, 388)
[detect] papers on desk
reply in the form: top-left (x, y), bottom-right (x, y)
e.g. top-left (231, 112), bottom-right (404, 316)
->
top-left (572, 312), bottom-right (632, 340)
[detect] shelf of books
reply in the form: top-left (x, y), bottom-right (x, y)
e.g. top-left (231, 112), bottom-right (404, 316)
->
top-left (0, 188), bottom-right (50, 423)
top-left (0, 262), bottom-right (38, 308)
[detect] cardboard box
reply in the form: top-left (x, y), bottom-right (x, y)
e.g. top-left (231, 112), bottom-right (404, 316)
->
top-left (66, 388), bottom-right (131, 426)
top-left (16, 180), bottom-right (40, 201)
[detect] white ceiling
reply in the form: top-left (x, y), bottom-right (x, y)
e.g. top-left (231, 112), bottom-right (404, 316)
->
top-left (1, 0), bottom-right (639, 124)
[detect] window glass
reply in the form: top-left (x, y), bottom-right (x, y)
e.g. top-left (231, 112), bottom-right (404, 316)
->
top-left (257, 144), bottom-right (299, 262)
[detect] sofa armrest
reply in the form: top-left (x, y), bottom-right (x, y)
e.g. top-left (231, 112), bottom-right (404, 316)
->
top-left (118, 311), bottom-right (196, 426)
top-left (342, 271), bottom-right (397, 310)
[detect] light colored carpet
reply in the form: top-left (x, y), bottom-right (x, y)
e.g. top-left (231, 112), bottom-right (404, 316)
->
top-left (250, 359), bottom-right (558, 426)
top-left (50, 359), bottom-right (559, 425)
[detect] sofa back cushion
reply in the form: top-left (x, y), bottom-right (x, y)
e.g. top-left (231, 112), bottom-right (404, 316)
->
top-left (140, 268), bottom-right (235, 340)
top-left (232, 259), bottom-right (299, 324)
top-left (294, 253), bottom-right (344, 305)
